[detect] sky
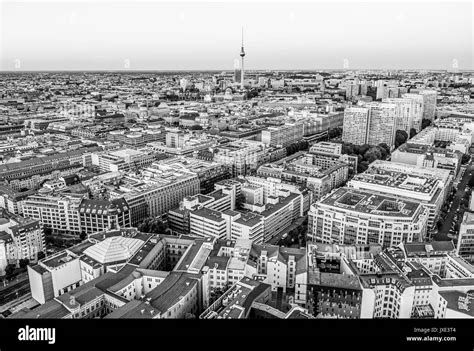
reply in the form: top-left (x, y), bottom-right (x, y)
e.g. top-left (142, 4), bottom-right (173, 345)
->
top-left (0, 0), bottom-right (473, 71)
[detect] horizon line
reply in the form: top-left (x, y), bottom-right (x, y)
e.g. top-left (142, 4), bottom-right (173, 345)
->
top-left (0, 68), bottom-right (470, 73)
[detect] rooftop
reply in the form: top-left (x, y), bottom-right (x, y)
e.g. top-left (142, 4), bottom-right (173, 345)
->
top-left (83, 236), bottom-right (145, 265)
top-left (318, 187), bottom-right (422, 218)
top-left (145, 271), bottom-right (200, 313)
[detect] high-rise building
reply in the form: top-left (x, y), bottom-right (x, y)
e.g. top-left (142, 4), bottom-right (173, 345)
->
top-left (402, 93), bottom-right (425, 131)
top-left (342, 107), bottom-right (370, 145)
top-left (342, 102), bottom-right (396, 148)
top-left (234, 68), bottom-right (242, 83)
top-left (383, 97), bottom-right (421, 134)
top-left (411, 89), bottom-right (437, 121)
top-left (365, 102), bottom-right (397, 147)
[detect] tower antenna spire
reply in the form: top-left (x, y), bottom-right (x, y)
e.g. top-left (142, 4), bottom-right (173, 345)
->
top-left (240, 27), bottom-right (246, 90)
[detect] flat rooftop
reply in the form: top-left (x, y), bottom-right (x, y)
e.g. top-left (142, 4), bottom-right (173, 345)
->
top-left (318, 187), bottom-right (422, 218)
top-left (41, 251), bottom-right (76, 269)
top-left (308, 271), bottom-right (362, 290)
top-left (352, 168), bottom-right (439, 195)
top-left (109, 148), bottom-right (145, 158)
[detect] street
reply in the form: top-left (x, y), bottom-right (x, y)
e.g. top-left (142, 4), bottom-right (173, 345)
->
top-left (434, 162), bottom-right (474, 241)
top-left (0, 271), bottom-right (28, 289)
top-left (266, 216), bottom-right (307, 245)
top-left (0, 273), bottom-right (31, 307)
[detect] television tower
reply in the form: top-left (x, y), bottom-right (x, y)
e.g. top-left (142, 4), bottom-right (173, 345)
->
top-left (240, 27), bottom-right (246, 90)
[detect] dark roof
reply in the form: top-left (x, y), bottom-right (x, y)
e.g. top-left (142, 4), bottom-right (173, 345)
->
top-left (9, 300), bottom-right (69, 319)
top-left (206, 255), bottom-right (230, 271)
top-left (145, 272), bottom-right (200, 313)
top-left (62, 174), bottom-right (81, 185)
top-left (439, 290), bottom-right (474, 317)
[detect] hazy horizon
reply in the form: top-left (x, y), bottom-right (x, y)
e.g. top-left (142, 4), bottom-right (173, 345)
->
top-left (1, 0), bottom-right (473, 71)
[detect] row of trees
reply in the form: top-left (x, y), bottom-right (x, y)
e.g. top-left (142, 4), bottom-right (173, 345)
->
top-left (341, 142), bottom-right (391, 173)
top-left (3, 258), bottom-right (32, 278)
top-left (286, 140), bottom-right (309, 156)
top-left (137, 217), bottom-right (168, 234)
top-left (327, 127), bottom-right (343, 139)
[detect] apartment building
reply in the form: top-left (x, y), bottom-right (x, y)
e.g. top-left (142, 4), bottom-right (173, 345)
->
top-left (383, 97), bottom-right (423, 134)
top-left (0, 211), bottom-right (45, 275)
top-left (308, 187), bottom-right (428, 248)
top-left (342, 102), bottom-right (397, 148)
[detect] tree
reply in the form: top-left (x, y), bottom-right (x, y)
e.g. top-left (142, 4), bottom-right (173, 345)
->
top-left (149, 220), bottom-right (167, 234)
top-left (37, 251), bottom-right (46, 260)
top-left (138, 219), bottom-right (150, 233)
top-left (395, 130), bottom-right (408, 148)
top-left (138, 217), bottom-right (167, 234)
top-left (55, 238), bottom-right (64, 247)
top-left (469, 176), bottom-right (474, 188)
top-left (328, 127), bottom-right (342, 139)
top-left (409, 128), bottom-right (417, 139)
top-left (364, 147), bottom-right (382, 164)
top-left (462, 154), bottom-right (471, 164)
top-left (421, 118), bottom-right (432, 130)
top-left (19, 259), bottom-right (30, 269)
top-left (436, 220), bottom-right (443, 230)
top-left (298, 140), bottom-right (309, 151)
top-left (378, 143), bottom-right (391, 156)
top-left (189, 125), bottom-right (203, 130)
top-left (357, 161), bottom-right (369, 174)
top-left (356, 144), bottom-right (371, 156)
top-left (341, 143), bottom-right (354, 155)
top-left (79, 231), bottom-right (87, 241)
top-left (375, 145), bottom-right (388, 160)
top-left (44, 226), bottom-right (53, 237)
top-left (5, 264), bottom-right (15, 277)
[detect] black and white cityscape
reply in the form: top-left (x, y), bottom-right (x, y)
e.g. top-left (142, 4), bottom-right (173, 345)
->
top-left (0, 0), bottom-right (474, 327)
